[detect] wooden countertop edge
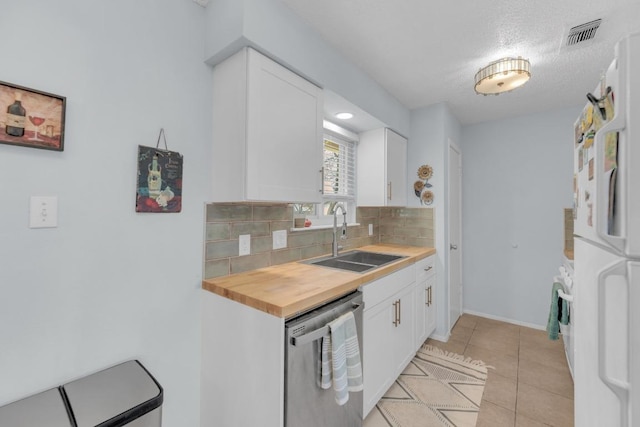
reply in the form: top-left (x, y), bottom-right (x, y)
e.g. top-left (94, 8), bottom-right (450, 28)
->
top-left (203, 245), bottom-right (436, 318)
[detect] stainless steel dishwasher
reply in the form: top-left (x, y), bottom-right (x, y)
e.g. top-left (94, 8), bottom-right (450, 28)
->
top-left (284, 290), bottom-right (364, 427)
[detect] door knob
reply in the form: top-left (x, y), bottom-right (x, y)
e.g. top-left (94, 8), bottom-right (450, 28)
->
top-left (450, 244), bottom-right (458, 250)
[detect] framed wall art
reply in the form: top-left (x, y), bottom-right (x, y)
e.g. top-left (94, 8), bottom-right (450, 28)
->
top-left (135, 130), bottom-right (183, 213)
top-left (0, 81), bottom-right (66, 151)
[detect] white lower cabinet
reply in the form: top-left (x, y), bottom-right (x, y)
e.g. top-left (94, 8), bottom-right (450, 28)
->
top-left (362, 297), bottom-right (396, 415)
top-left (201, 291), bottom-right (285, 427)
top-left (201, 254), bottom-right (437, 425)
top-left (415, 281), bottom-right (426, 347)
top-left (415, 255), bottom-right (436, 349)
top-left (425, 276), bottom-right (436, 337)
top-left (361, 267), bottom-right (416, 417)
top-left (362, 256), bottom-right (438, 417)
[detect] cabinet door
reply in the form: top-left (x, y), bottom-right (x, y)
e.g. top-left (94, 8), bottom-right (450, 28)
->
top-left (425, 276), bottom-right (437, 337)
top-left (393, 284), bottom-right (415, 376)
top-left (414, 281), bottom-right (427, 350)
top-left (357, 128), bottom-right (386, 206)
top-left (363, 300), bottom-right (395, 417)
top-left (385, 129), bottom-right (407, 206)
top-left (246, 48), bottom-right (323, 202)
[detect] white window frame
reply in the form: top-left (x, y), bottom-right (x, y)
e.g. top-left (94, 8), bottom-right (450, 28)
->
top-left (294, 121), bottom-right (358, 227)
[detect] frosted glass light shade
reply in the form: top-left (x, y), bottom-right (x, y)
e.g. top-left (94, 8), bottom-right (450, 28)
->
top-left (474, 57), bottom-right (531, 95)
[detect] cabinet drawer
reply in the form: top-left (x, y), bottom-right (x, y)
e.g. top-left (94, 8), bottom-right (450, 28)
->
top-left (415, 255), bottom-right (435, 282)
top-left (361, 265), bottom-right (414, 309)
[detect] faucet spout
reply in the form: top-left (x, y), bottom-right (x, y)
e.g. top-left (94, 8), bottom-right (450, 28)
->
top-left (332, 203), bottom-right (347, 257)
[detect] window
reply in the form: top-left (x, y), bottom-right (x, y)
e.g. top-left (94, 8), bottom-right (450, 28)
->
top-left (294, 125), bottom-right (357, 226)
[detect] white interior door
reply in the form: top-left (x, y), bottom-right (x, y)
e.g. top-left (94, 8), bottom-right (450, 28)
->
top-left (449, 142), bottom-right (462, 330)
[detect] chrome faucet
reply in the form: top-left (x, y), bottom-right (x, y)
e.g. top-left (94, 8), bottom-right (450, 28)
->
top-left (332, 203), bottom-right (347, 257)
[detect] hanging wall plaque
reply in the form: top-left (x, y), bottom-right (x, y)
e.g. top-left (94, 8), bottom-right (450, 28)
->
top-left (135, 129), bottom-right (183, 213)
top-left (413, 164), bottom-right (434, 205)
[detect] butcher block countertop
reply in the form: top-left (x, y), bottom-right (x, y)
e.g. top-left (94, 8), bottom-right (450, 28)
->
top-left (202, 244), bottom-right (435, 319)
top-left (564, 249), bottom-right (574, 261)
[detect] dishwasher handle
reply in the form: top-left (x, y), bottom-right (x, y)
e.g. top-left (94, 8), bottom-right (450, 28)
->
top-left (290, 302), bottom-right (363, 347)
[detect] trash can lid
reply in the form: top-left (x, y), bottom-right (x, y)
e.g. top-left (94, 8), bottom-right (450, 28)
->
top-left (63, 360), bottom-right (163, 427)
top-left (0, 388), bottom-right (73, 427)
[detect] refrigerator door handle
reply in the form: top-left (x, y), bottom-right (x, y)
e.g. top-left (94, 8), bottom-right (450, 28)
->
top-left (557, 289), bottom-right (574, 303)
top-left (597, 260), bottom-right (630, 425)
top-left (594, 68), bottom-right (626, 254)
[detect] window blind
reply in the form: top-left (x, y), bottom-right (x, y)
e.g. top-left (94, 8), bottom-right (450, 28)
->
top-left (323, 134), bottom-right (356, 199)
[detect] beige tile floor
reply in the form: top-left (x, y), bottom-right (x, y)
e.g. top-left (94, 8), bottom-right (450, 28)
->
top-left (426, 313), bottom-right (574, 427)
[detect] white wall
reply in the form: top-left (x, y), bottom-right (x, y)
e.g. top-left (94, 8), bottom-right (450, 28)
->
top-left (460, 107), bottom-right (580, 327)
top-left (0, 2), bottom-right (211, 425)
top-left (408, 103), bottom-right (461, 339)
top-left (204, 0), bottom-right (411, 137)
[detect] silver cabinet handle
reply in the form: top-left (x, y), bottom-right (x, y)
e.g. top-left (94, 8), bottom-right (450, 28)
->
top-left (392, 299), bottom-right (401, 326)
top-left (397, 299), bottom-right (401, 325)
top-left (387, 182), bottom-right (392, 200)
top-left (392, 300), bottom-right (398, 326)
top-left (450, 244), bottom-right (458, 250)
top-left (319, 168), bottom-right (324, 194)
top-left (424, 266), bottom-right (433, 272)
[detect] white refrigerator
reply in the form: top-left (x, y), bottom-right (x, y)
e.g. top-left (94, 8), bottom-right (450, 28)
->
top-left (573, 32), bottom-right (640, 426)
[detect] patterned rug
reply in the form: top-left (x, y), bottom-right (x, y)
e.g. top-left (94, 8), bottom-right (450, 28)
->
top-left (364, 344), bottom-right (490, 427)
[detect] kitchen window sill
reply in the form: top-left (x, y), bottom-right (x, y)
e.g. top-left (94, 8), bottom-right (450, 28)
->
top-left (290, 222), bottom-right (360, 232)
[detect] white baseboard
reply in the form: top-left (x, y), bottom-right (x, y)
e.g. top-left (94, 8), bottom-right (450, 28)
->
top-left (429, 333), bottom-right (450, 342)
top-left (462, 309), bottom-right (545, 331)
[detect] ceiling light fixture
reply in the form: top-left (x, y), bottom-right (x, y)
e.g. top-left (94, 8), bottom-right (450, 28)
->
top-left (474, 57), bottom-right (531, 95)
top-left (335, 112), bottom-right (354, 120)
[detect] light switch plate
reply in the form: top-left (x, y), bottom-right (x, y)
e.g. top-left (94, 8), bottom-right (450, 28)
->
top-left (368, 224), bottom-right (373, 236)
top-left (239, 234), bottom-right (251, 256)
top-left (273, 230), bottom-right (287, 250)
top-left (29, 196), bottom-right (58, 228)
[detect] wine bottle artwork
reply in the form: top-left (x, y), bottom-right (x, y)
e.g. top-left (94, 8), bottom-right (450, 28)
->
top-left (147, 153), bottom-right (162, 198)
top-left (0, 81), bottom-right (66, 151)
top-left (6, 92), bottom-right (26, 137)
top-left (28, 113), bottom-right (45, 141)
top-left (136, 144), bottom-right (183, 213)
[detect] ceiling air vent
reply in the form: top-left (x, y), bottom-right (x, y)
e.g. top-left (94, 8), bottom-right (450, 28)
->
top-left (566, 19), bottom-right (602, 46)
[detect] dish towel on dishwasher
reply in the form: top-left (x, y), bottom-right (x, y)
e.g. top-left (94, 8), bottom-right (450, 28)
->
top-left (318, 311), bottom-right (363, 405)
top-left (546, 281), bottom-right (569, 340)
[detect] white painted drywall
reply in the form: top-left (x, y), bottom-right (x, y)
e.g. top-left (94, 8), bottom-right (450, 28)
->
top-left (460, 107), bottom-right (580, 326)
top-left (0, 2), bottom-right (210, 425)
top-left (408, 103), bottom-right (461, 339)
top-left (204, 0), bottom-right (411, 137)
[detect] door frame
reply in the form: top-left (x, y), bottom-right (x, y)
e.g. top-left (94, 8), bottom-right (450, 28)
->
top-left (448, 140), bottom-right (463, 331)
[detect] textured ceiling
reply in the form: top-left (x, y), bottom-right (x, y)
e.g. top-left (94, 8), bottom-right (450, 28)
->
top-left (280, 0), bottom-right (640, 125)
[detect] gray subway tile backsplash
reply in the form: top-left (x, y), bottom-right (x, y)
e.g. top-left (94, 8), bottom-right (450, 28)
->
top-left (230, 253), bottom-right (271, 275)
top-left (206, 203), bottom-right (252, 222)
top-left (253, 204), bottom-right (292, 221)
top-left (202, 203), bottom-right (435, 279)
top-left (204, 259), bottom-right (230, 279)
top-left (206, 223), bottom-right (230, 241)
top-left (205, 240), bottom-right (239, 260)
top-left (231, 222), bottom-right (270, 238)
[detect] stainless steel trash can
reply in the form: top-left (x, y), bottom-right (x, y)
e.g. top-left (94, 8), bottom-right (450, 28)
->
top-left (62, 360), bottom-right (163, 427)
top-left (0, 360), bottom-right (163, 427)
top-left (0, 388), bottom-right (73, 427)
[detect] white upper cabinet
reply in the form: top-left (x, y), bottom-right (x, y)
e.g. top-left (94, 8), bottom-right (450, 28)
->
top-left (357, 128), bottom-right (407, 206)
top-left (211, 47), bottom-right (323, 203)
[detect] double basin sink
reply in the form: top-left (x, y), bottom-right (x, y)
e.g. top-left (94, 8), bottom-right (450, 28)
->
top-left (303, 250), bottom-right (406, 273)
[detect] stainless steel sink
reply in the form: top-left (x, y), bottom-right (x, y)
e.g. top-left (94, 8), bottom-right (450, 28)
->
top-left (303, 251), bottom-right (406, 273)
